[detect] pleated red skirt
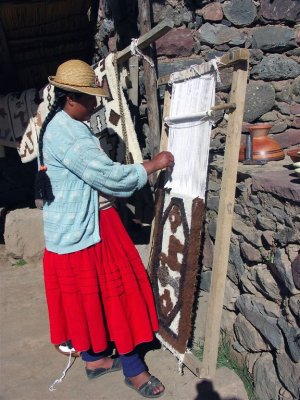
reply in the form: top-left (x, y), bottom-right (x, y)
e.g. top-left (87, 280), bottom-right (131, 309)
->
top-left (43, 207), bottom-right (158, 355)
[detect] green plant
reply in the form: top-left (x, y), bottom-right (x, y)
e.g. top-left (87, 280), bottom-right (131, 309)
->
top-left (193, 332), bottom-right (258, 400)
top-left (13, 259), bottom-right (27, 267)
top-left (261, 242), bottom-right (276, 265)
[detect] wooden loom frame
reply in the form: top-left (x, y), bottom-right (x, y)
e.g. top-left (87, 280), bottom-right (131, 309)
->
top-left (153, 48), bottom-right (249, 378)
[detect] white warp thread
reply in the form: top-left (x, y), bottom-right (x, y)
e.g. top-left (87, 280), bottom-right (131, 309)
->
top-left (164, 72), bottom-right (216, 199)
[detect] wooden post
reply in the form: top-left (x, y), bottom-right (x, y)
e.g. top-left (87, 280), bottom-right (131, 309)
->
top-left (201, 54), bottom-right (249, 378)
top-left (138, 0), bottom-right (161, 158)
top-left (147, 84), bottom-right (172, 271)
top-left (159, 86), bottom-right (172, 153)
top-left (128, 55), bottom-right (140, 127)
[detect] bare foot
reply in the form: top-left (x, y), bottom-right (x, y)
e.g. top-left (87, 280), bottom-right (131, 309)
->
top-left (129, 371), bottom-right (165, 396)
top-left (86, 356), bottom-right (114, 371)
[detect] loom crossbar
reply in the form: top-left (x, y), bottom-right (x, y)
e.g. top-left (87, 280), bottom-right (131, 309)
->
top-left (157, 49), bottom-right (249, 86)
top-left (116, 19), bottom-right (174, 65)
top-left (164, 103), bottom-right (236, 124)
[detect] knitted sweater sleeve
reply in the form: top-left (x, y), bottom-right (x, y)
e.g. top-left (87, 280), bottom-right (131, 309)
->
top-left (45, 115), bottom-right (147, 197)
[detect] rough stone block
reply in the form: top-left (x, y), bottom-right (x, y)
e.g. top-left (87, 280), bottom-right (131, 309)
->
top-left (4, 208), bottom-right (44, 260)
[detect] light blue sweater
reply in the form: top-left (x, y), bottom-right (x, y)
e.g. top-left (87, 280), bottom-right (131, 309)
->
top-left (42, 110), bottom-right (147, 254)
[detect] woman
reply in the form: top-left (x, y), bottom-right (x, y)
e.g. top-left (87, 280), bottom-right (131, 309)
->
top-left (36, 59), bottom-right (174, 398)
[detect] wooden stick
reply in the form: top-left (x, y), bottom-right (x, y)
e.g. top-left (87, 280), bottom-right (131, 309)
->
top-left (116, 18), bottom-right (174, 65)
top-left (164, 103), bottom-right (236, 124)
top-left (147, 85), bottom-right (172, 271)
top-left (201, 53), bottom-right (249, 379)
top-left (212, 102), bottom-right (236, 112)
top-left (157, 49), bottom-right (249, 86)
top-left (137, 0), bottom-right (162, 159)
top-left (183, 352), bottom-right (203, 378)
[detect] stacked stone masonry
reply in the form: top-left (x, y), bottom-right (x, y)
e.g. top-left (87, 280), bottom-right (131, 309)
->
top-left (202, 159), bottom-right (300, 400)
top-left (94, 1), bottom-right (300, 399)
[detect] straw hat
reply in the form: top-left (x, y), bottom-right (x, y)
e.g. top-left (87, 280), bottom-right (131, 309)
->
top-left (48, 59), bottom-right (108, 97)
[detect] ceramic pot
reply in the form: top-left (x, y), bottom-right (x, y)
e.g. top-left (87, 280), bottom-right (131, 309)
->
top-left (287, 147), bottom-right (300, 163)
top-left (239, 123), bottom-right (284, 162)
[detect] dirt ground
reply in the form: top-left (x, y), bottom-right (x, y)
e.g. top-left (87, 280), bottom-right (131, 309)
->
top-left (0, 244), bottom-right (248, 400)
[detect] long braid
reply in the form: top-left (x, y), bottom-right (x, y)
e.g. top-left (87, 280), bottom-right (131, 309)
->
top-left (35, 88), bottom-right (67, 202)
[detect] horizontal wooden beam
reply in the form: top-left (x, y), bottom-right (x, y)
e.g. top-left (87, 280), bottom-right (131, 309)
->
top-left (157, 49), bottom-right (249, 86)
top-left (116, 18), bottom-right (174, 65)
top-left (218, 48), bottom-right (249, 67)
top-left (212, 102), bottom-right (236, 112)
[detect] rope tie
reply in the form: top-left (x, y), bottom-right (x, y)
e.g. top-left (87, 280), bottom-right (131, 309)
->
top-left (130, 38), bottom-right (155, 68)
top-left (48, 350), bottom-right (74, 391)
top-left (211, 58), bottom-right (221, 83)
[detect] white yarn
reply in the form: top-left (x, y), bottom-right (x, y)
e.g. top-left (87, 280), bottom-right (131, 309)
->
top-left (155, 333), bottom-right (185, 371)
top-left (130, 38), bottom-right (154, 67)
top-left (164, 71), bottom-right (216, 199)
top-left (48, 351), bottom-right (74, 392)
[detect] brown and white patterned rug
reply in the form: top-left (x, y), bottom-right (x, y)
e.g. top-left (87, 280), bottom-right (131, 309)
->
top-left (149, 189), bottom-right (204, 357)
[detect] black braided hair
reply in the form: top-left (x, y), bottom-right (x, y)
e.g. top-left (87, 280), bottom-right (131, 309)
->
top-left (34, 88), bottom-right (68, 203)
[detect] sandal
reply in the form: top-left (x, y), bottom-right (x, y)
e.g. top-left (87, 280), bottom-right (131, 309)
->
top-left (124, 375), bottom-right (165, 398)
top-left (86, 357), bottom-right (122, 380)
top-left (54, 341), bottom-right (81, 357)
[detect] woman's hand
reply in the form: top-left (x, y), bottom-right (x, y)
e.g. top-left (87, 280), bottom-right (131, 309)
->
top-left (142, 151), bottom-right (174, 175)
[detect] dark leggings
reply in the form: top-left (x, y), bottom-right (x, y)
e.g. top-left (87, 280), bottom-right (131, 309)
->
top-left (81, 349), bottom-right (146, 378)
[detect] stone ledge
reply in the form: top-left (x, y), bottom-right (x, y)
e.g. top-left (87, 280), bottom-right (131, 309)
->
top-left (252, 169), bottom-right (300, 202)
top-left (211, 156), bottom-right (300, 202)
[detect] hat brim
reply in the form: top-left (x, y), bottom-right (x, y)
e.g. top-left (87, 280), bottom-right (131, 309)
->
top-left (48, 77), bottom-right (109, 97)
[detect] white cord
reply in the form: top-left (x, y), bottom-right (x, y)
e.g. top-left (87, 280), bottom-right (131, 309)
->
top-left (48, 350), bottom-right (73, 392)
top-left (130, 38), bottom-right (154, 67)
top-left (211, 58), bottom-right (221, 83)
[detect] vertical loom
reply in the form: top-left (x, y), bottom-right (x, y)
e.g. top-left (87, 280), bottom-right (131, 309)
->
top-left (148, 49), bottom-right (249, 377)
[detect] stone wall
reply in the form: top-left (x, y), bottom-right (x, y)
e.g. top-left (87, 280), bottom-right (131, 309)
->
top-left (96, 2), bottom-right (300, 399)
top-left (201, 159), bottom-right (300, 400)
top-left (97, 0), bottom-right (300, 157)
top-left (152, 0), bottom-right (300, 155)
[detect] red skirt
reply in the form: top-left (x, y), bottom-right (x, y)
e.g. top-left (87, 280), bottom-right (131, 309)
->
top-left (43, 207), bottom-right (158, 355)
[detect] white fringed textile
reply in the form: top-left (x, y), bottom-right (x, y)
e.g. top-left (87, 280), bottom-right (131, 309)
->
top-left (4, 54), bottom-right (142, 164)
top-left (92, 53), bottom-right (143, 163)
top-left (164, 62), bottom-right (217, 199)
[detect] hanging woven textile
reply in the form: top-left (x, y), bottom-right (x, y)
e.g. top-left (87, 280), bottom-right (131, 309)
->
top-left (8, 54), bottom-right (142, 165)
top-left (91, 53), bottom-right (143, 164)
top-left (148, 60), bottom-right (219, 365)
